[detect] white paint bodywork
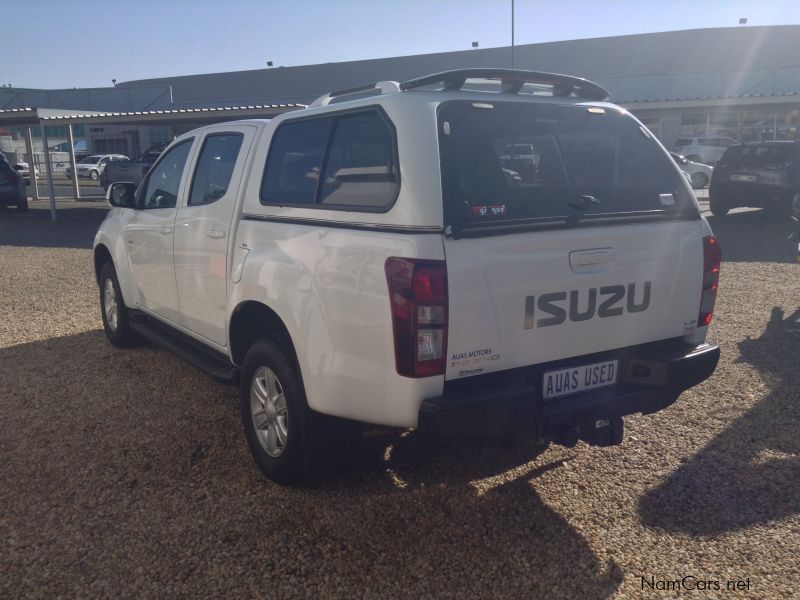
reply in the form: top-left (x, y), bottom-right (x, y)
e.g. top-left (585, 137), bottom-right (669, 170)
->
top-left (94, 89), bottom-right (712, 429)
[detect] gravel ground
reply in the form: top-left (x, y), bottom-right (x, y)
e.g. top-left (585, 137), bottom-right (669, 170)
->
top-left (1, 199), bottom-right (798, 598)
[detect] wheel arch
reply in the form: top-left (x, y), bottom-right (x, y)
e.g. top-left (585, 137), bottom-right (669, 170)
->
top-left (93, 243), bottom-right (113, 285)
top-left (229, 301), bottom-right (299, 368)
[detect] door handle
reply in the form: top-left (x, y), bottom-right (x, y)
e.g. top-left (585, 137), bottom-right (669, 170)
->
top-left (159, 226), bottom-right (173, 235)
top-left (207, 229), bottom-right (226, 239)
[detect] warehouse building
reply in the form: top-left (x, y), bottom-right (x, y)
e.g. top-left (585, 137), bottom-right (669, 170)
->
top-left (3, 25), bottom-right (800, 160)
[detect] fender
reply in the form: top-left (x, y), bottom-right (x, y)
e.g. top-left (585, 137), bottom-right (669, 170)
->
top-left (93, 209), bottom-right (138, 308)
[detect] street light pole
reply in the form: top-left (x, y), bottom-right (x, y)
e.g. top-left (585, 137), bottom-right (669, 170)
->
top-left (511, 0), bottom-right (515, 68)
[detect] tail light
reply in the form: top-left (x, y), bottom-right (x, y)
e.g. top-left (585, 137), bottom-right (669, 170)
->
top-left (698, 235), bottom-right (721, 327)
top-left (385, 258), bottom-right (448, 377)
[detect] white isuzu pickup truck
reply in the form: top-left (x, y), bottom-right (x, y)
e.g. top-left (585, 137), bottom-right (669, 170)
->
top-left (94, 69), bottom-right (721, 484)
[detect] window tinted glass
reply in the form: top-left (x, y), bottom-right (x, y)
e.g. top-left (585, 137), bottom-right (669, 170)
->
top-left (189, 133), bottom-right (244, 206)
top-left (319, 112), bottom-right (397, 208)
top-left (438, 101), bottom-right (695, 231)
top-left (675, 138), bottom-right (691, 146)
top-left (261, 118), bottom-right (333, 205)
top-left (142, 140), bottom-right (192, 209)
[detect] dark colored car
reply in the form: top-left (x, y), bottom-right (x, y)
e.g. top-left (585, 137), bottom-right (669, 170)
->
top-left (0, 154), bottom-right (28, 212)
top-left (709, 141), bottom-right (800, 217)
top-left (100, 143), bottom-right (169, 191)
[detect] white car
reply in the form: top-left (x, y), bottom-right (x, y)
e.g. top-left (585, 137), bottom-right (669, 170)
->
top-left (94, 69), bottom-right (720, 484)
top-left (68, 154), bottom-right (128, 181)
top-left (13, 161), bottom-right (39, 183)
top-left (673, 136), bottom-right (737, 166)
top-left (670, 152), bottom-right (713, 189)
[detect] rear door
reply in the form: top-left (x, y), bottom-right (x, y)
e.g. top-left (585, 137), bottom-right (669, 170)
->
top-left (438, 100), bottom-right (705, 380)
top-left (173, 125), bottom-right (255, 346)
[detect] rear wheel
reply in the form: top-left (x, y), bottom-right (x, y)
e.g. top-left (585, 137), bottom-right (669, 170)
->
top-left (16, 192), bottom-right (28, 213)
top-left (240, 338), bottom-right (362, 485)
top-left (709, 194), bottom-right (729, 218)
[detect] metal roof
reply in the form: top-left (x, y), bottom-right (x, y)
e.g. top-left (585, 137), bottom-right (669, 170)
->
top-left (0, 103), bottom-right (304, 127)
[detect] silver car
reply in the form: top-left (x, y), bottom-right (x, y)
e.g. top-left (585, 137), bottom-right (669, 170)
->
top-left (670, 152), bottom-right (714, 189)
top-left (67, 154), bottom-right (129, 181)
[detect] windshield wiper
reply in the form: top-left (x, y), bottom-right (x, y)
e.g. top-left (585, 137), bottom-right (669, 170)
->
top-left (568, 194), bottom-right (601, 211)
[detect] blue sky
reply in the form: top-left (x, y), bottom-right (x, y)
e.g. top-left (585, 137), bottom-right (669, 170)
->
top-left (3, 0), bottom-right (800, 89)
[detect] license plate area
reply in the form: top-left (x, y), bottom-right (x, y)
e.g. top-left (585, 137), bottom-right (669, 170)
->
top-left (542, 359), bottom-right (619, 400)
top-left (731, 173), bottom-right (757, 183)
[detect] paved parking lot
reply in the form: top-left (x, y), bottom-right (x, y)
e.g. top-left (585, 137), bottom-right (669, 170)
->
top-left (1, 199), bottom-right (798, 598)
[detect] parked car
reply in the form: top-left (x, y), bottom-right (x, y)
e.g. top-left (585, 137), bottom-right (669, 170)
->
top-left (95, 69), bottom-right (720, 484)
top-left (673, 136), bottom-right (737, 166)
top-left (709, 141), bottom-right (800, 217)
top-left (100, 143), bottom-right (168, 191)
top-left (669, 152), bottom-right (713, 189)
top-left (66, 154), bottom-right (128, 181)
top-left (13, 161), bottom-right (39, 184)
top-left (0, 156), bottom-right (28, 212)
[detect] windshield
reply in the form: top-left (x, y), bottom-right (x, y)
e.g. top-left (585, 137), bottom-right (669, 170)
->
top-left (80, 155), bottom-right (103, 164)
top-left (438, 101), bottom-right (696, 232)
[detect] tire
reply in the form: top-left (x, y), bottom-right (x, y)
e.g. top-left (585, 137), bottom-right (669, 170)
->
top-left (99, 262), bottom-right (142, 348)
top-left (764, 200), bottom-right (792, 219)
top-left (16, 193), bottom-right (28, 213)
top-left (690, 172), bottom-right (709, 189)
top-left (709, 194), bottom-right (729, 218)
top-left (239, 338), bottom-right (362, 485)
top-left (90, 170), bottom-right (99, 181)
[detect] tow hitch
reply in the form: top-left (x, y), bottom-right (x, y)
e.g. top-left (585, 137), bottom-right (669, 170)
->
top-left (553, 415), bottom-right (625, 448)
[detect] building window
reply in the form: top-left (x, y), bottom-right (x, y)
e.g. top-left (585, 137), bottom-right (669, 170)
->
top-left (681, 113), bottom-right (707, 137)
top-left (708, 112), bottom-right (738, 140)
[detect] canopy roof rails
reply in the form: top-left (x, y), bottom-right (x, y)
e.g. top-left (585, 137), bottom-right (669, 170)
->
top-left (309, 81), bottom-right (401, 107)
top-left (307, 68), bottom-right (611, 109)
top-left (400, 68), bottom-right (611, 101)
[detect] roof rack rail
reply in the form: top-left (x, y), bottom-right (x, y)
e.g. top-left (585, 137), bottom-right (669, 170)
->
top-left (399, 68), bottom-right (611, 101)
top-left (309, 80), bottom-right (401, 108)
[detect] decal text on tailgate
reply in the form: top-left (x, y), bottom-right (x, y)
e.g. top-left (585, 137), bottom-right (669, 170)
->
top-left (524, 282), bottom-right (651, 329)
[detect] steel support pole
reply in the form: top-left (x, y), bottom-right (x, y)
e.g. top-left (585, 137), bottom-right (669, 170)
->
top-left (67, 124), bottom-right (80, 199)
top-left (24, 127), bottom-right (39, 201)
top-left (40, 125), bottom-right (57, 220)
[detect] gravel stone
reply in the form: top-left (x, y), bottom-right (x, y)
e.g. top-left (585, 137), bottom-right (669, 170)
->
top-left (1, 200), bottom-right (798, 598)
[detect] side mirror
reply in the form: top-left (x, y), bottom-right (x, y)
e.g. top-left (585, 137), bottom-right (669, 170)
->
top-left (106, 181), bottom-right (137, 208)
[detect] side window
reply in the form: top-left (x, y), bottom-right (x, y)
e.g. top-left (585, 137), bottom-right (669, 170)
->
top-left (141, 140), bottom-right (193, 210)
top-left (319, 112), bottom-right (397, 208)
top-left (189, 133), bottom-right (244, 206)
top-left (261, 118), bottom-right (333, 205)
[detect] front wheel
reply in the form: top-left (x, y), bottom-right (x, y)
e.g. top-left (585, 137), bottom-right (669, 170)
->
top-left (99, 262), bottom-right (142, 348)
top-left (90, 170), bottom-right (99, 181)
top-left (16, 194), bottom-right (28, 213)
top-left (691, 172), bottom-right (709, 189)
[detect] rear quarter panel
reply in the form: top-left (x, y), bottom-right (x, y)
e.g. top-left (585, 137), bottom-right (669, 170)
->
top-left (230, 220), bottom-right (445, 427)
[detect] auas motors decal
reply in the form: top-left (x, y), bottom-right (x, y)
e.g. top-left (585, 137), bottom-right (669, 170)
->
top-left (524, 282), bottom-right (651, 329)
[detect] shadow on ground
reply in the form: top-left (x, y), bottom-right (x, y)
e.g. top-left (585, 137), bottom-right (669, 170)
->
top-left (0, 204), bottom-right (107, 249)
top-left (639, 305), bottom-right (800, 535)
top-left (0, 330), bottom-right (621, 597)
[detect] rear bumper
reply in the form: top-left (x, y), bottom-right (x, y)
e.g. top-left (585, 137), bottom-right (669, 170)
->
top-left (418, 340), bottom-right (720, 440)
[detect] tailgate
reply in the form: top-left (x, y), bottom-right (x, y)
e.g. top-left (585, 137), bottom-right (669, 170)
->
top-left (444, 220), bottom-right (704, 379)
